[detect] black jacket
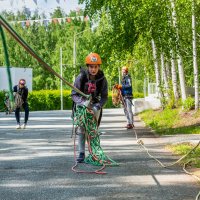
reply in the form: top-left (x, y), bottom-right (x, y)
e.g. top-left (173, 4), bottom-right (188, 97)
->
top-left (71, 68), bottom-right (108, 108)
top-left (13, 85), bottom-right (28, 102)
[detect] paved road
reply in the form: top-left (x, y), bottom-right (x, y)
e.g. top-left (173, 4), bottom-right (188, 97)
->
top-left (0, 109), bottom-right (199, 200)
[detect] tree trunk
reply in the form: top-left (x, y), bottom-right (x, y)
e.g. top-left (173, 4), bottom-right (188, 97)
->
top-left (192, 0), bottom-right (199, 110)
top-left (170, 50), bottom-right (179, 101)
top-left (170, 0), bottom-right (187, 101)
top-left (151, 39), bottom-right (162, 99)
top-left (165, 61), bottom-right (171, 83)
top-left (161, 53), bottom-right (169, 99)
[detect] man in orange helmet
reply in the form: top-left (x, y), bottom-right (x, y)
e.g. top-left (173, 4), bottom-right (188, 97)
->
top-left (118, 66), bottom-right (134, 129)
top-left (71, 52), bottom-right (108, 163)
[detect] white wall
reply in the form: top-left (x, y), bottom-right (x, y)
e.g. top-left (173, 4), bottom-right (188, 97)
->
top-left (133, 97), bottom-right (161, 115)
top-left (0, 67), bottom-right (32, 91)
top-left (133, 82), bottom-right (161, 114)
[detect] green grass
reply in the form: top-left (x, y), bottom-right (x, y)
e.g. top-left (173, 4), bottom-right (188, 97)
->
top-left (167, 143), bottom-right (200, 168)
top-left (139, 108), bottom-right (200, 135)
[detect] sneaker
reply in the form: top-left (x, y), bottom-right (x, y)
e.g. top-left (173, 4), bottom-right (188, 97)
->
top-left (76, 152), bottom-right (85, 163)
top-left (21, 123), bottom-right (27, 129)
top-left (125, 124), bottom-right (132, 128)
top-left (127, 124), bottom-right (133, 129)
top-left (16, 124), bottom-right (21, 129)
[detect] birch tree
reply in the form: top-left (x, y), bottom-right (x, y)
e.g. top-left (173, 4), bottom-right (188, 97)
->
top-left (169, 0), bottom-right (187, 101)
top-left (170, 50), bottom-right (180, 101)
top-left (161, 53), bottom-right (170, 99)
top-left (192, 0), bottom-right (199, 110)
top-left (151, 39), bottom-right (163, 99)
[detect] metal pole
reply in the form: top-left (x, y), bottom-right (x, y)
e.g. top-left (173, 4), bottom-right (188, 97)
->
top-left (60, 47), bottom-right (63, 110)
top-left (0, 25), bottom-right (14, 107)
top-left (118, 66), bottom-right (121, 84)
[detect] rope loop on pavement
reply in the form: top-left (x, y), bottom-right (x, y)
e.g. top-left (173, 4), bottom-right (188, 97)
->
top-left (133, 128), bottom-right (200, 200)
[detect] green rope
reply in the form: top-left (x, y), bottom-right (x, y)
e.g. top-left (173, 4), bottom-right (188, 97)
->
top-left (73, 105), bottom-right (118, 167)
top-left (0, 25), bottom-right (14, 108)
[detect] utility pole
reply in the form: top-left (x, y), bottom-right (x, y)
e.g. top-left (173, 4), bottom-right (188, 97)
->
top-left (118, 66), bottom-right (121, 84)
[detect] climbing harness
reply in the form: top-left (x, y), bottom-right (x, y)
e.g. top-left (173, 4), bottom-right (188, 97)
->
top-left (71, 105), bottom-right (118, 174)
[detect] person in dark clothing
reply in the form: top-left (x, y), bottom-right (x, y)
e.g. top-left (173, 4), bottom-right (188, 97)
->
top-left (71, 52), bottom-right (108, 163)
top-left (13, 79), bottom-right (29, 129)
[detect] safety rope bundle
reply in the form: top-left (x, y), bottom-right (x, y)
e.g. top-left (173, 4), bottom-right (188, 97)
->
top-left (14, 93), bottom-right (24, 109)
top-left (112, 86), bottom-right (121, 107)
top-left (72, 105), bottom-right (118, 174)
top-left (5, 98), bottom-right (11, 110)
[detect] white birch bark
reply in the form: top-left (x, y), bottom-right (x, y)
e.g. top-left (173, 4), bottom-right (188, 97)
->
top-left (170, 50), bottom-right (179, 101)
top-left (165, 61), bottom-right (171, 83)
top-left (192, 0), bottom-right (199, 110)
top-left (170, 0), bottom-right (187, 101)
top-left (161, 53), bottom-right (169, 99)
top-left (151, 39), bottom-right (162, 99)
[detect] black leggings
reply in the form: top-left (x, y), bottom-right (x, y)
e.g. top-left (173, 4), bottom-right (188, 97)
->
top-left (15, 102), bottom-right (29, 124)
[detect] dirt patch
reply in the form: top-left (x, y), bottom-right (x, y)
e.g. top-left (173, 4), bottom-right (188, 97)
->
top-left (173, 110), bottom-right (200, 128)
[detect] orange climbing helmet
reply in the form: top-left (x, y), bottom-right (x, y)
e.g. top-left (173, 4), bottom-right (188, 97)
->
top-left (85, 53), bottom-right (102, 65)
top-left (122, 66), bottom-right (128, 72)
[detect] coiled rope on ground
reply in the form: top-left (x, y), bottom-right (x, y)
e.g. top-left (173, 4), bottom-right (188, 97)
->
top-left (71, 105), bottom-right (118, 174)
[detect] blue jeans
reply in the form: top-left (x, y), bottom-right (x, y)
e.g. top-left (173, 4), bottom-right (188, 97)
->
top-left (15, 102), bottom-right (29, 124)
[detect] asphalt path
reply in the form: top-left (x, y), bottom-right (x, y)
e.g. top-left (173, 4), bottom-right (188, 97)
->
top-left (0, 108), bottom-right (199, 200)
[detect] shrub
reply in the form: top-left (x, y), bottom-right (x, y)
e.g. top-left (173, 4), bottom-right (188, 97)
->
top-left (1, 90), bottom-right (144, 111)
top-left (0, 91), bottom-right (5, 111)
top-left (182, 96), bottom-right (195, 111)
top-left (28, 90), bottom-right (73, 111)
top-left (133, 92), bottom-right (144, 98)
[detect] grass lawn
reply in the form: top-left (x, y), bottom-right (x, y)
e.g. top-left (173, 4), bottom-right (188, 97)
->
top-left (139, 108), bottom-right (200, 135)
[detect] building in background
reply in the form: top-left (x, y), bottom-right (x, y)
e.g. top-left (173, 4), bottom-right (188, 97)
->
top-left (0, 67), bottom-right (32, 91)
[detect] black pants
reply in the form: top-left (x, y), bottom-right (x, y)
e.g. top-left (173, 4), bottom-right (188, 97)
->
top-left (15, 102), bottom-right (29, 124)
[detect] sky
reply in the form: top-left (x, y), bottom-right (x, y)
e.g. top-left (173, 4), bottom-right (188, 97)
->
top-left (0, 0), bottom-right (85, 17)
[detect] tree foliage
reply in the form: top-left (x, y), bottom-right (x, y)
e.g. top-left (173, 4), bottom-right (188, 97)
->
top-left (1, 0), bottom-right (200, 96)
